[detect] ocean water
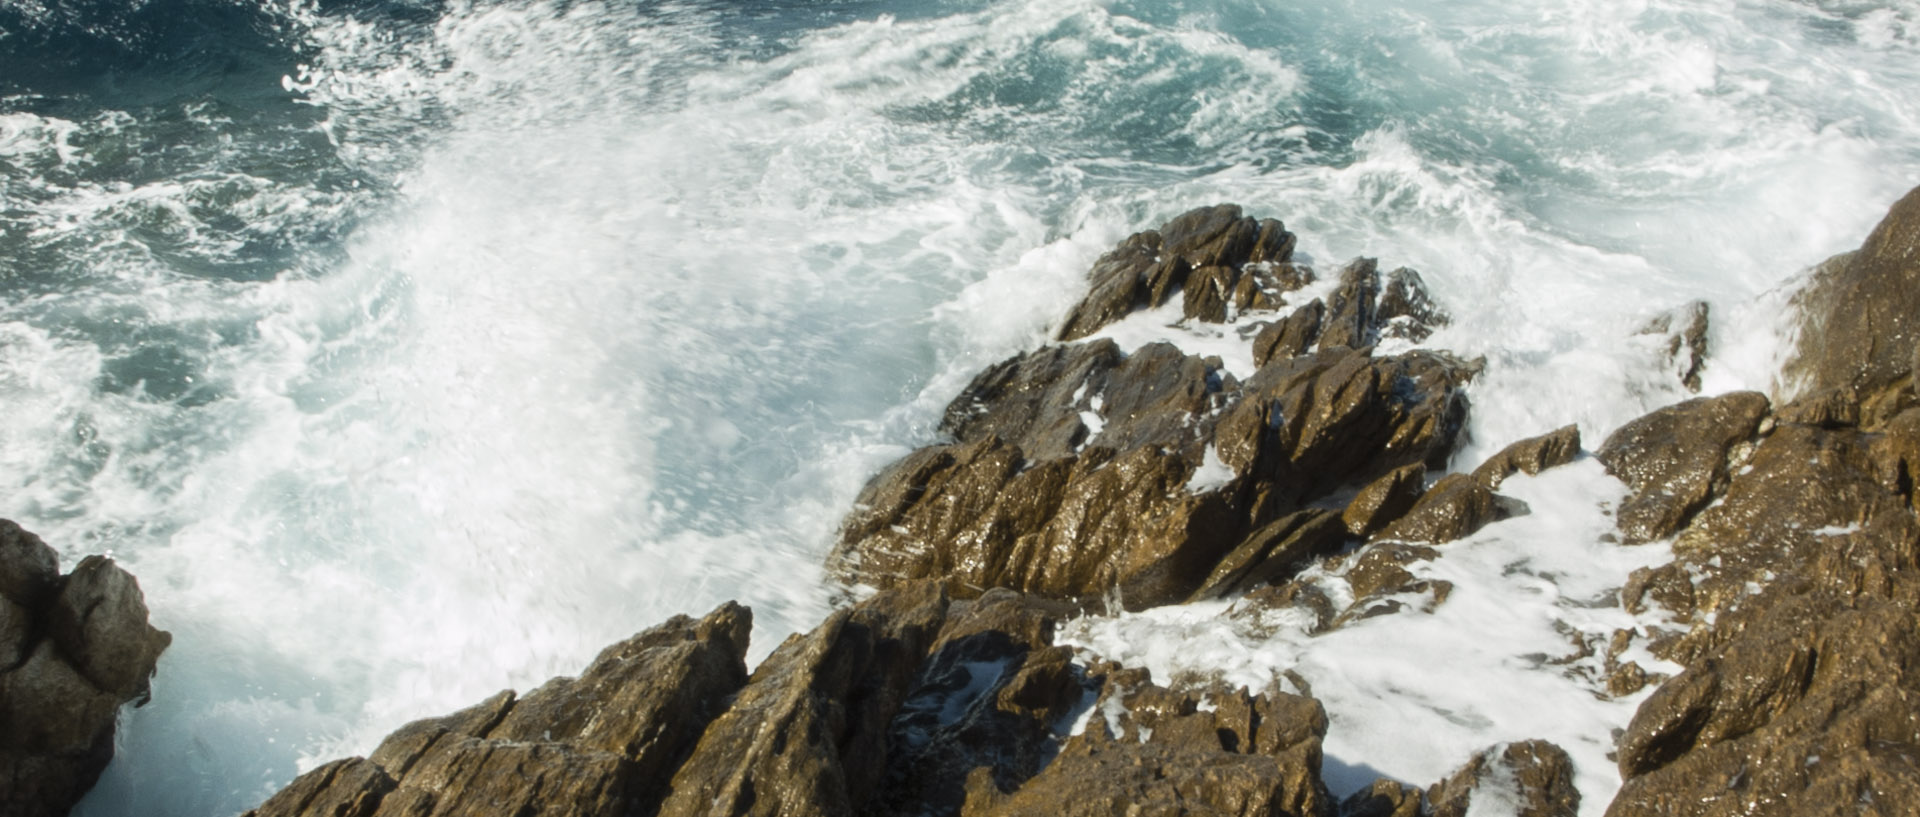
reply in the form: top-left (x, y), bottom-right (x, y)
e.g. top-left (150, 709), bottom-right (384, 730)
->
top-left (0, 0), bottom-right (1914, 814)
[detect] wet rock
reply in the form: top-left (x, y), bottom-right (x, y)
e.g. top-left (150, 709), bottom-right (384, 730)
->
top-left (834, 338), bottom-right (1470, 609)
top-left (1338, 779), bottom-right (1422, 817)
top-left (963, 668), bottom-right (1332, 817)
top-left (1192, 509), bottom-right (1349, 600)
top-left (1319, 259), bottom-right (1382, 351)
top-left (244, 601), bottom-right (753, 817)
top-left (1595, 391), bottom-right (1771, 543)
top-left (1775, 386), bottom-right (1860, 429)
top-left (1639, 301), bottom-right (1710, 393)
top-left (1610, 587), bottom-right (1920, 817)
top-left (1254, 300), bottom-right (1327, 366)
top-left (1335, 542), bottom-right (1450, 625)
top-left (1059, 206), bottom-right (1295, 340)
top-left (1375, 267), bottom-right (1449, 344)
top-left (1428, 740), bottom-right (1579, 817)
top-left (1786, 185), bottom-right (1920, 427)
top-left (1665, 422), bottom-right (1918, 628)
top-left (1374, 473), bottom-right (1524, 545)
top-left (0, 523), bottom-right (170, 817)
top-left (660, 584), bottom-right (949, 817)
top-left (1472, 425), bottom-right (1583, 491)
top-left (1341, 463), bottom-right (1426, 537)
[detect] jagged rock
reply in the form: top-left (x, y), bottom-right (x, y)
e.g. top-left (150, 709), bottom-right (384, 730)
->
top-left (0, 522), bottom-right (170, 817)
top-left (962, 667), bottom-right (1332, 817)
top-left (1472, 425), bottom-right (1582, 490)
top-left (1375, 267), bottom-right (1449, 344)
top-left (1429, 740), bottom-right (1579, 817)
top-left (1319, 259), bottom-right (1382, 350)
top-left (660, 584), bottom-right (948, 817)
top-left (1341, 463), bottom-right (1426, 537)
top-left (1663, 422), bottom-right (1919, 633)
top-left (1595, 391), bottom-right (1771, 543)
top-left (1639, 301), bottom-right (1710, 392)
top-left (1374, 473), bottom-right (1523, 545)
top-left (1609, 586), bottom-right (1920, 817)
top-left (1774, 386), bottom-right (1859, 428)
top-left (1058, 206), bottom-right (1297, 340)
top-left (1254, 300), bottom-right (1327, 366)
top-left (1191, 509), bottom-right (1349, 600)
top-left (244, 601), bottom-right (753, 817)
top-left (1786, 184), bottom-right (1920, 427)
top-left (879, 589), bottom-right (1088, 816)
top-left (1339, 779), bottom-right (1422, 817)
top-left (833, 339), bottom-right (1470, 609)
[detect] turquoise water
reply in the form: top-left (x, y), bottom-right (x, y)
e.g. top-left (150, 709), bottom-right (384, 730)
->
top-left (0, 0), bottom-right (1915, 813)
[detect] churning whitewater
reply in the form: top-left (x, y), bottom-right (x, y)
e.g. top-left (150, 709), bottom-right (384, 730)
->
top-left (0, 0), bottom-right (1915, 814)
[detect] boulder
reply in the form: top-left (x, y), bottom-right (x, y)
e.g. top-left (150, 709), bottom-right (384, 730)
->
top-left (0, 523), bottom-right (170, 817)
top-left (1373, 473), bottom-right (1522, 545)
top-left (1341, 463), bottom-right (1426, 537)
top-left (1472, 425), bottom-right (1582, 491)
top-left (1785, 185), bottom-right (1920, 426)
top-left (1595, 391), bottom-right (1770, 543)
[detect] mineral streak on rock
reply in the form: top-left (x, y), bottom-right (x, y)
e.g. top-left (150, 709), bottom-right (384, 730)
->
top-left (0, 521), bottom-right (171, 817)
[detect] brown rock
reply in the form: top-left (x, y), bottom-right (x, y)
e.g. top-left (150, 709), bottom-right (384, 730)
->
top-left (244, 601), bottom-right (755, 817)
top-left (1254, 300), bottom-right (1328, 366)
top-left (1057, 205), bottom-right (1288, 340)
top-left (659, 584), bottom-right (949, 817)
top-left (1375, 267), bottom-right (1449, 344)
top-left (1336, 542), bottom-right (1450, 625)
top-left (1339, 778), bottom-right (1422, 817)
top-left (1318, 258), bottom-right (1381, 350)
top-left (1786, 185), bottom-right (1920, 426)
top-left (1057, 231), bottom-right (1163, 342)
top-left (1472, 425), bottom-right (1582, 490)
top-left (964, 669), bottom-right (1331, 817)
top-left (1375, 473), bottom-right (1523, 545)
top-left (1343, 463), bottom-right (1427, 537)
top-left (1192, 509), bottom-right (1349, 600)
top-left (1775, 387), bottom-right (1860, 428)
top-left (1610, 588), bottom-right (1920, 817)
top-left (1429, 740), bottom-right (1579, 817)
top-left (1595, 391), bottom-right (1771, 543)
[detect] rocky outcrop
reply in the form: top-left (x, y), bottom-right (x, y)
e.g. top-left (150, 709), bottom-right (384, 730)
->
top-left (1595, 392), bottom-right (1770, 544)
top-left (1605, 187), bottom-right (1920, 817)
top-left (246, 601), bottom-right (752, 817)
top-left (831, 207), bottom-right (1469, 610)
top-left (1, 520), bottom-right (171, 817)
top-left (1785, 185), bottom-right (1920, 426)
top-left (248, 584), bottom-right (1336, 817)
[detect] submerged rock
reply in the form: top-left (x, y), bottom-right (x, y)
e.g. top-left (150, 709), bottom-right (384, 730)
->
top-left (1428, 740), bottom-right (1579, 817)
top-left (0, 521), bottom-right (170, 817)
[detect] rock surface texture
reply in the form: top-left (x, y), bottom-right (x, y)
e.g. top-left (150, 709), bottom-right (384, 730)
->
top-left (1607, 185), bottom-right (1920, 816)
top-left (830, 205), bottom-right (1469, 610)
top-left (247, 585), bottom-right (1337, 817)
top-left (0, 520), bottom-right (171, 817)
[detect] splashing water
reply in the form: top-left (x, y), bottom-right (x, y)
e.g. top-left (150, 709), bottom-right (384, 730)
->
top-left (0, 0), bottom-right (1912, 814)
